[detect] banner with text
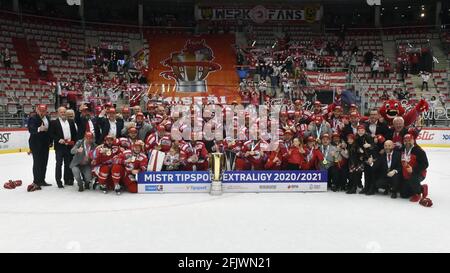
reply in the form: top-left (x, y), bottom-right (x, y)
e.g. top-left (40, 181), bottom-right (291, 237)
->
top-left (416, 128), bottom-right (450, 147)
top-left (137, 170), bottom-right (328, 193)
top-left (305, 71), bottom-right (347, 90)
top-left (0, 129), bottom-right (29, 153)
top-left (137, 171), bottom-right (211, 193)
top-left (222, 170), bottom-right (328, 192)
top-left (146, 33), bottom-right (239, 104)
top-left (195, 5), bottom-right (321, 23)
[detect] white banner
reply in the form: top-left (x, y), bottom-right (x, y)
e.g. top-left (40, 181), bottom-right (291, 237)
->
top-left (0, 129), bottom-right (29, 153)
top-left (138, 183), bottom-right (210, 193)
top-left (221, 170), bottom-right (327, 193)
top-left (222, 182), bottom-right (327, 193)
top-left (416, 128), bottom-right (450, 147)
top-left (137, 171), bottom-right (211, 193)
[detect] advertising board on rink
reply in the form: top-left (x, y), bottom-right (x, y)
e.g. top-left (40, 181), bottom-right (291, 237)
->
top-left (222, 170), bottom-right (328, 193)
top-left (137, 170), bottom-right (328, 193)
top-left (137, 171), bottom-right (211, 193)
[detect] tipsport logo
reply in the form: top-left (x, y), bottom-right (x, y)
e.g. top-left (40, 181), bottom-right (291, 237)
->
top-left (0, 133), bottom-right (11, 143)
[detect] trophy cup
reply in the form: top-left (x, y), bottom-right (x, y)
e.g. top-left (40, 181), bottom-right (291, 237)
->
top-left (209, 152), bottom-right (226, 195)
top-left (160, 40), bottom-right (221, 93)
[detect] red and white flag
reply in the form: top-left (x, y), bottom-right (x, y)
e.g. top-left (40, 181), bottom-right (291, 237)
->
top-left (305, 71), bottom-right (347, 89)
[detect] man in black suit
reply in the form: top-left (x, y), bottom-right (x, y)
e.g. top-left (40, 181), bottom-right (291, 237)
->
top-left (372, 140), bottom-right (402, 198)
top-left (27, 104), bottom-right (52, 190)
top-left (99, 107), bottom-right (123, 142)
top-left (363, 108), bottom-right (389, 138)
top-left (385, 116), bottom-right (408, 151)
top-left (341, 111), bottom-right (363, 140)
top-left (75, 103), bottom-right (101, 141)
top-left (49, 106), bottom-right (78, 188)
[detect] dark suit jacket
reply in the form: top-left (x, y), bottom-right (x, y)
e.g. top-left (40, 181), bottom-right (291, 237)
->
top-left (28, 114), bottom-right (52, 151)
top-left (363, 120), bottom-right (389, 137)
top-left (49, 118), bottom-right (78, 150)
top-left (341, 123), bottom-right (362, 140)
top-left (75, 110), bottom-right (101, 142)
top-left (99, 117), bottom-right (124, 143)
top-left (355, 133), bottom-right (376, 159)
top-left (410, 145), bottom-right (429, 178)
top-left (374, 150), bottom-right (402, 179)
top-left (385, 127), bottom-right (408, 141)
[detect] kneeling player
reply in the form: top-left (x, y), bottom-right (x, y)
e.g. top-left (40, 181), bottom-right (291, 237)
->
top-left (110, 140), bottom-right (148, 194)
top-left (91, 135), bottom-right (121, 193)
top-left (400, 134), bottom-right (431, 205)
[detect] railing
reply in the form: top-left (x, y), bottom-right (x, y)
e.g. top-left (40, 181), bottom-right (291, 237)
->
top-left (0, 109), bottom-right (26, 128)
top-left (325, 24), bottom-right (450, 32)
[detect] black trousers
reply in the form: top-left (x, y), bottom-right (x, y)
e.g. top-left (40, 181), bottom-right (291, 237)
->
top-left (348, 171), bottom-right (362, 190)
top-left (55, 146), bottom-right (74, 185)
top-left (286, 163), bottom-right (299, 170)
top-left (363, 163), bottom-right (374, 190)
top-left (329, 165), bottom-right (346, 188)
top-left (375, 175), bottom-right (400, 193)
top-left (421, 81), bottom-right (428, 91)
top-left (400, 175), bottom-right (424, 198)
top-left (31, 143), bottom-right (49, 185)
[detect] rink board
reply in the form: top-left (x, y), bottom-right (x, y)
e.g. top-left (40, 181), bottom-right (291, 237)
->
top-left (137, 170), bottom-right (327, 193)
top-left (221, 170), bottom-right (327, 192)
top-left (137, 171), bottom-right (211, 193)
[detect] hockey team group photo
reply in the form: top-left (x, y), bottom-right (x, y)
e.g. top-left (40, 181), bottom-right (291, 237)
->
top-left (0, 0), bottom-right (449, 254)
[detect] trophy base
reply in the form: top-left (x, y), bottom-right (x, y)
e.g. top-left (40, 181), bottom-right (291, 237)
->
top-left (176, 81), bottom-right (207, 93)
top-left (210, 180), bottom-right (223, 195)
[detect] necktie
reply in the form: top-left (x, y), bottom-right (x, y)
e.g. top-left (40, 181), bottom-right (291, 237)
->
top-left (86, 120), bottom-right (90, 134)
top-left (388, 153), bottom-right (391, 162)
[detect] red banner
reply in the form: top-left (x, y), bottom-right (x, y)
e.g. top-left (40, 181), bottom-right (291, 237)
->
top-left (305, 71), bottom-right (347, 90)
top-left (146, 34), bottom-right (240, 104)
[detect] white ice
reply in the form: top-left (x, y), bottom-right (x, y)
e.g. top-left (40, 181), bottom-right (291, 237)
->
top-left (0, 148), bottom-right (449, 253)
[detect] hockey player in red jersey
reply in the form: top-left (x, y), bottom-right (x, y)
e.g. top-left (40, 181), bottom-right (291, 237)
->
top-left (91, 135), bottom-right (121, 193)
top-left (286, 137), bottom-right (307, 170)
top-left (180, 133), bottom-right (209, 171)
top-left (241, 139), bottom-right (266, 170)
top-left (145, 125), bottom-right (172, 153)
top-left (265, 140), bottom-right (288, 170)
top-left (118, 127), bottom-right (139, 150)
top-left (312, 100), bottom-right (324, 116)
top-left (110, 140), bottom-right (148, 194)
top-left (303, 136), bottom-right (324, 170)
top-left (327, 105), bottom-right (345, 134)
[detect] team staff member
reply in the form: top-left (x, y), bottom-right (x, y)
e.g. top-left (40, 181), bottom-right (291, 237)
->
top-left (70, 132), bottom-right (96, 192)
top-left (99, 108), bottom-right (124, 141)
top-left (49, 107), bottom-right (78, 188)
top-left (400, 134), bottom-right (429, 203)
top-left (27, 104), bottom-right (52, 191)
top-left (75, 103), bottom-right (101, 141)
top-left (371, 140), bottom-right (402, 198)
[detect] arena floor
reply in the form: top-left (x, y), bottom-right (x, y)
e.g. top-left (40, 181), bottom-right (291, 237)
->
top-left (0, 148), bottom-right (449, 253)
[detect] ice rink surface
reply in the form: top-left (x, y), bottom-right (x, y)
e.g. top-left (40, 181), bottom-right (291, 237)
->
top-left (0, 148), bottom-right (449, 253)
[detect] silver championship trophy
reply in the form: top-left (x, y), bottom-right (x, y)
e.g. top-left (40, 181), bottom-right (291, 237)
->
top-left (209, 152), bottom-right (226, 195)
top-left (160, 40), bottom-right (221, 93)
